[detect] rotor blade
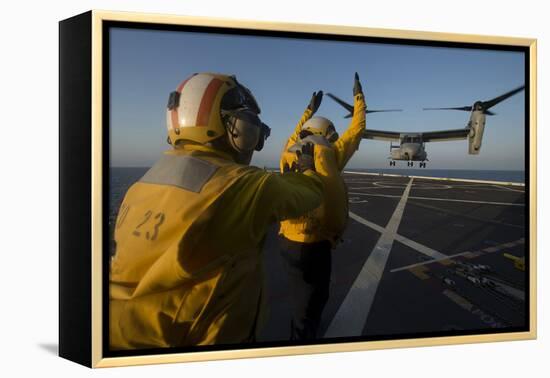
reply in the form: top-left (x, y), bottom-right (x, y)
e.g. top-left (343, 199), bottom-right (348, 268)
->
top-left (482, 85), bottom-right (525, 110)
top-left (367, 109), bottom-right (403, 114)
top-left (484, 110), bottom-right (496, 116)
top-left (328, 93), bottom-right (402, 117)
top-left (423, 106), bottom-right (472, 112)
top-left (327, 93), bottom-right (354, 113)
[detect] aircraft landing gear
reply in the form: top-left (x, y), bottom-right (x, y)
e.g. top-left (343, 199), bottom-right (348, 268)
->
top-left (389, 161), bottom-right (395, 166)
top-left (407, 161), bottom-right (414, 167)
top-left (420, 162), bottom-right (427, 168)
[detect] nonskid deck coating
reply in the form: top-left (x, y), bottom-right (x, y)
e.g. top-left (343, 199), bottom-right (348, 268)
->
top-left (259, 172), bottom-right (527, 341)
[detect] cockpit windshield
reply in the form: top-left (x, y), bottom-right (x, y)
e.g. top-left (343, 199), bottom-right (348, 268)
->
top-left (404, 135), bottom-right (422, 144)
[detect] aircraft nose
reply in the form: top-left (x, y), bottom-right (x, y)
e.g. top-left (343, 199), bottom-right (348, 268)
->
top-left (403, 145), bottom-right (419, 157)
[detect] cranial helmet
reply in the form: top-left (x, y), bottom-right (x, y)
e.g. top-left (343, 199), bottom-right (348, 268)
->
top-left (301, 116), bottom-right (339, 143)
top-left (166, 72), bottom-right (271, 153)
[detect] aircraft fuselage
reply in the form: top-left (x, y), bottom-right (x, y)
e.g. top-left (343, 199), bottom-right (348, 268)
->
top-left (390, 133), bottom-right (428, 162)
top-left (389, 134), bottom-right (429, 167)
top-left (391, 143), bottom-right (428, 161)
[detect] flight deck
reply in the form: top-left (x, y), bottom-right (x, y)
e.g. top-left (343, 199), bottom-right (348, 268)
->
top-left (259, 171), bottom-right (527, 341)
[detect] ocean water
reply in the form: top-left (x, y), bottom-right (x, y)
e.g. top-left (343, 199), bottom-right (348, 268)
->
top-left (109, 167), bottom-right (148, 254)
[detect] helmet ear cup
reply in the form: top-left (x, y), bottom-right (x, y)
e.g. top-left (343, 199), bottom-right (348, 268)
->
top-left (255, 123), bottom-right (271, 151)
top-left (225, 110), bottom-right (262, 153)
top-left (325, 123), bottom-right (338, 143)
top-left (326, 130), bottom-right (339, 143)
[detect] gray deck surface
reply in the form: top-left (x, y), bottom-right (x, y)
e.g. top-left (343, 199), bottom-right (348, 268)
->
top-left (259, 173), bottom-right (527, 341)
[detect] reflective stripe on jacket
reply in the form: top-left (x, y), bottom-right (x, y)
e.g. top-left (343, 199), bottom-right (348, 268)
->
top-left (110, 144), bottom-right (324, 349)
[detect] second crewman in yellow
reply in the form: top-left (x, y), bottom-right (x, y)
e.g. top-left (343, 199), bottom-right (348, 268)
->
top-left (279, 73), bottom-right (367, 340)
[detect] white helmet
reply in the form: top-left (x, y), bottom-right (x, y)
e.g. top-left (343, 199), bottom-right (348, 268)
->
top-left (301, 116), bottom-right (338, 143)
top-left (166, 72), bottom-right (270, 153)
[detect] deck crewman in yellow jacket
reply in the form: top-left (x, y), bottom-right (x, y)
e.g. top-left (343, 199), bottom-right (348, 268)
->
top-left (279, 73), bottom-right (367, 340)
top-left (109, 73), bottom-right (329, 350)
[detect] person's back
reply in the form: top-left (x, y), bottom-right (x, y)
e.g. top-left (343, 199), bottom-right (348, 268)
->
top-left (109, 73), bottom-right (325, 349)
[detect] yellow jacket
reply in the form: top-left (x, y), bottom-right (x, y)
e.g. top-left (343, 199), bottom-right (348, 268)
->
top-left (110, 144), bottom-right (324, 350)
top-left (279, 93), bottom-right (366, 245)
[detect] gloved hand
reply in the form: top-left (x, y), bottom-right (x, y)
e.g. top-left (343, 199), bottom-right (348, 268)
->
top-left (307, 91), bottom-right (323, 114)
top-left (295, 143), bottom-right (315, 172)
top-left (353, 72), bottom-right (363, 96)
top-left (282, 162), bottom-right (298, 173)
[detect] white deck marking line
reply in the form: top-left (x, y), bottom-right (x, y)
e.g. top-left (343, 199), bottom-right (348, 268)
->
top-left (349, 212), bottom-right (447, 260)
top-left (348, 186), bottom-right (394, 190)
top-left (390, 238), bottom-right (525, 272)
top-left (393, 234), bottom-right (448, 260)
top-left (343, 170), bottom-right (525, 187)
top-left (350, 181), bottom-right (524, 193)
top-left (351, 184), bottom-right (451, 190)
top-left (348, 192), bottom-right (525, 207)
top-left (349, 212), bottom-right (385, 233)
top-left (492, 184), bottom-right (525, 193)
top-left (324, 178), bottom-right (414, 338)
top-left (390, 251), bottom-right (472, 272)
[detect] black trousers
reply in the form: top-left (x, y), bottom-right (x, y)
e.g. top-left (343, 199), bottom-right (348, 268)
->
top-left (280, 237), bottom-right (332, 340)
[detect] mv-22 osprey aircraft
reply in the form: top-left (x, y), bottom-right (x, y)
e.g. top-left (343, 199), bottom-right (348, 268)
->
top-left (328, 85), bottom-right (525, 167)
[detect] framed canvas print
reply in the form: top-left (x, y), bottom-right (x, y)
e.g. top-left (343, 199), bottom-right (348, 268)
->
top-left (59, 10), bottom-right (537, 368)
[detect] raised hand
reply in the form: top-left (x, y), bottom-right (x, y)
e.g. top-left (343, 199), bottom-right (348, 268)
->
top-left (295, 143), bottom-right (315, 172)
top-left (307, 91), bottom-right (324, 114)
top-left (353, 72), bottom-right (363, 97)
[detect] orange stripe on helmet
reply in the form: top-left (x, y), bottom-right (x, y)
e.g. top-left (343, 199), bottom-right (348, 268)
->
top-left (170, 109), bottom-right (179, 131)
top-left (196, 78), bottom-right (224, 127)
top-left (176, 77), bottom-right (192, 93)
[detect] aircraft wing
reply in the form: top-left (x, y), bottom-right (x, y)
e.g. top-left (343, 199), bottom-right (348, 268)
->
top-left (362, 128), bottom-right (470, 142)
top-left (363, 129), bottom-right (401, 141)
top-left (422, 128), bottom-right (470, 142)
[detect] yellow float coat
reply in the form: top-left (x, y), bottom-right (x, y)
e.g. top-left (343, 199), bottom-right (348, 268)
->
top-left (110, 144), bottom-right (324, 349)
top-left (279, 94), bottom-right (366, 245)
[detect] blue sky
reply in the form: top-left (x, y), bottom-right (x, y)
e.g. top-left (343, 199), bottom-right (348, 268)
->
top-left (110, 27), bottom-right (525, 170)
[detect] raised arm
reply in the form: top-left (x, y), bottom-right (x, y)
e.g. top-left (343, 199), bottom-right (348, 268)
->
top-left (333, 73), bottom-right (367, 170)
top-left (282, 91), bottom-right (324, 152)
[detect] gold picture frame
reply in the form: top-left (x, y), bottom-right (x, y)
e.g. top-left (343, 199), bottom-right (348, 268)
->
top-left (59, 10), bottom-right (537, 368)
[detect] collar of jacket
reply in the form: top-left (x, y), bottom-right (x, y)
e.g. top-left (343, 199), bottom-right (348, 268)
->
top-left (174, 143), bottom-right (236, 162)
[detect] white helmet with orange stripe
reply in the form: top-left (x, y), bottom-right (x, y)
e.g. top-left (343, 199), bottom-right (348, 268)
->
top-left (166, 73), bottom-right (270, 155)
